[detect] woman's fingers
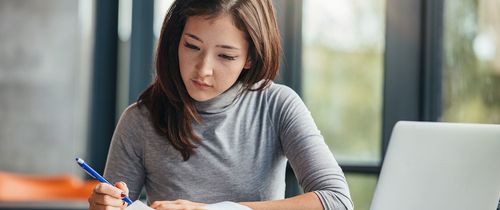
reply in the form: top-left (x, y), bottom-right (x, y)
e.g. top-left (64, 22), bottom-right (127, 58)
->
top-left (150, 199), bottom-right (206, 210)
top-left (93, 194), bottom-right (127, 207)
top-left (150, 201), bottom-right (178, 209)
top-left (88, 183), bottom-right (128, 210)
top-left (114, 181), bottom-right (129, 197)
top-left (94, 183), bottom-right (124, 199)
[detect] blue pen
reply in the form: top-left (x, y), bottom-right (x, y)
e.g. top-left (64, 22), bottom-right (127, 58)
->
top-left (75, 158), bottom-right (133, 205)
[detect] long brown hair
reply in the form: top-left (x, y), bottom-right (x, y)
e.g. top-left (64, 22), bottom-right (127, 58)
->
top-left (138, 0), bottom-right (281, 161)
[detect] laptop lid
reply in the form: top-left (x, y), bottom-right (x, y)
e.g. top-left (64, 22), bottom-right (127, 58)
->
top-left (370, 121), bottom-right (500, 210)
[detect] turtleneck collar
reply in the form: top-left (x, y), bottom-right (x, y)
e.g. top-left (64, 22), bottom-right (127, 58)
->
top-left (194, 82), bottom-right (243, 114)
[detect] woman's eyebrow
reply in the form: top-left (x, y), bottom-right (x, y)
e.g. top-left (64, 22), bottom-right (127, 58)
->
top-left (185, 33), bottom-right (239, 50)
top-left (216, 44), bottom-right (239, 50)
top-left (185, 33), bottom-right (203, 43)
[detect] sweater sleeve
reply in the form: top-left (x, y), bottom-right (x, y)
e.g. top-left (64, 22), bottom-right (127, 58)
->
top-left (268, 84), bottom-right (354, 210)
top-left (103, 104), bottom-right (146, 200)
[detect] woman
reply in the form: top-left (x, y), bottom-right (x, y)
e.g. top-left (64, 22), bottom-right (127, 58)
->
top-left (88, 0), bottom-right (353, 209)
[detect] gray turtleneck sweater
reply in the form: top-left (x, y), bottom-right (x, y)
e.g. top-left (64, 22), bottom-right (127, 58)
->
top-left (104, 82), bottom-right (353, 210)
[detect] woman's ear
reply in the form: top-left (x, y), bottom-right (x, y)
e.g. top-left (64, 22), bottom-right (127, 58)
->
top-left (243, 58), bottom-right (252, 70)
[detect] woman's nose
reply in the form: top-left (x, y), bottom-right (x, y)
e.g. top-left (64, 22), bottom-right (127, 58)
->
top-left (195, 53), bottom-right (214, 77)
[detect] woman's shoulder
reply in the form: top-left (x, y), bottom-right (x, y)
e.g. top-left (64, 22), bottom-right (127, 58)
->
top-left (257, 81), bottom-right (301, 103)
top-left (121, 102), bottom-right (149, 119)
top-left (116, 102), bottom-right (151, 130)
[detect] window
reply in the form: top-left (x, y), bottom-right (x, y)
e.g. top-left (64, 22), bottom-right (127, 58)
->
top-left (442, 0), bottom-right (500, 123)
top-left (302, 0), bottom-right (385, 208)
top-left (0, 0), bottom-right (93, 174)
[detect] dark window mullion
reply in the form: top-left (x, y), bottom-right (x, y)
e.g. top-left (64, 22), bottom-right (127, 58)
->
top-left (382, 0), bottom-right (423, 161)
top-left (128, 0), bottom-right (154, 104)
top-left (421, 0), bottom-right (444, 122)
top-left (382, 0), bottom-right (445, 161)
top-left (88, 0), bottom-right (120, 174)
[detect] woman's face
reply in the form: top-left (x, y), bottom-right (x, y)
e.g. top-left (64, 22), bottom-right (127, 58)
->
top-left (178, 14), bottom-right (251, 102)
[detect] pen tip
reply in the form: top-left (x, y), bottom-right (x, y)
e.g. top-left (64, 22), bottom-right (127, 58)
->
top-left (76, 158), bottom-right (84, 164)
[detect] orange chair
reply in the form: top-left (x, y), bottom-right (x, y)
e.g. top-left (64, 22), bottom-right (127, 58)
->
top-left (0, 171), bottom-right (99, 201)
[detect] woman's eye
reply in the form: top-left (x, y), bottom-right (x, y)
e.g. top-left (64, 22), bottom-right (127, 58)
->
top-left (184, 42), bottom-right (200, 50)
top-left (219, 54), bottom-right (237, 61)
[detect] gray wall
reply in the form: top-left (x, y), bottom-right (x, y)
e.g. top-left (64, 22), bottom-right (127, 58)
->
top-left (0, 0), bottom-right (92, 175)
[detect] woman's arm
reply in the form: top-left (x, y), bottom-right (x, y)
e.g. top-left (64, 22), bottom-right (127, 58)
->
top-left (103, 104), bottom-right (147, 200)
top-left (266, 84), bottom-right (354, 210)
top-left (148, 193), bottom-right (322, 210)
top-left (240, 192), bottom-right (323, 210)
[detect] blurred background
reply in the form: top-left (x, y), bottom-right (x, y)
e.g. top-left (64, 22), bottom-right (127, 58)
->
top-left (0, 0), bottom-right (499, 209)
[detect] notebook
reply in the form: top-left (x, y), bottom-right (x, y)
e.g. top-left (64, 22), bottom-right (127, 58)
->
top-left (370, 121), bottom-right (500, 210)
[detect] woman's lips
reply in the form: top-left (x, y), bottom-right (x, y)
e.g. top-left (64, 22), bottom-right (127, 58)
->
top-left (192, 79), bottom-right (212, 89)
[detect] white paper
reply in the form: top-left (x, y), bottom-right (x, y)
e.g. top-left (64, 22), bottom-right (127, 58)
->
top-left (200, 201), bottom-right (252, 210)
top-left (125, 200), bottom-right (251, 210)
top-left (126, 200), bottom-right (154, 210)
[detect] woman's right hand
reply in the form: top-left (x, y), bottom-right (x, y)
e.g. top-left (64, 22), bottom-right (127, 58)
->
top-left (88, 182), bottom-right (129, 210)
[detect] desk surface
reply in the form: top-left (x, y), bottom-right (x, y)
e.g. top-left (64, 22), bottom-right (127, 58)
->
top-left (0, 201), bottom-right (88, 210)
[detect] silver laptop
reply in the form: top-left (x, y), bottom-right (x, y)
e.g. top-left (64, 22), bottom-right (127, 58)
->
top-left (370, 121), bottom-right (500, 210)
